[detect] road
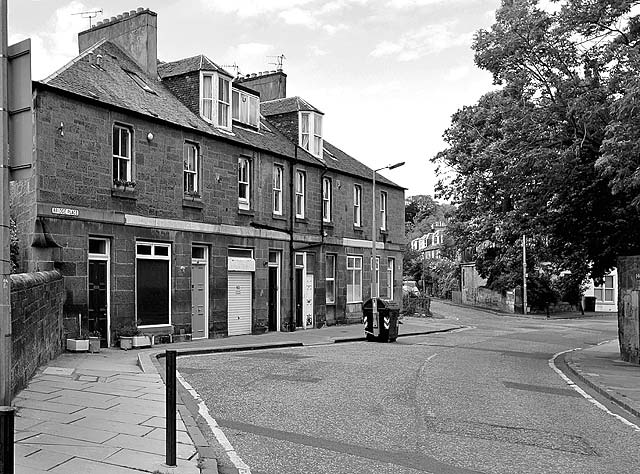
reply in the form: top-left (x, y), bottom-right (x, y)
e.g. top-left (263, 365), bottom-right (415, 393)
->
top-left (177, 302), bottom-right (640, 474)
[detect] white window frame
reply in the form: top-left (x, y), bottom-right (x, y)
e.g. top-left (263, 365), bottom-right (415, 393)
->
top-left (380, 191), bottom-right (387, 231)
top-left (238, 157), bottom-right (251, 210)
top-left (387, 257), bottom-right (395, 300)
top-left (594, 275), bottom-right (615, 302)
top-left (183, 142), bottom-right (199, 195)
top-left (218, 76), bottom-right (231, 128)
top-left (326, 254), bottom-right (336, 304)
top-left (347, 256), bottom-right (363, 303)
top-left (113, 124), bottom-right (132, 183)
top-left (295, 170), bottom-right (306, 218)
top-left (136, 241), bottom-right (172, 328)
top-left (322, 177), bottom-right (331, 222)
top-left (353, 185), bottom-right (362, 227)
top-left (298, 111), bottom-right (323, 158)
top-left (273, 164), bottom-right (283, 216)
top-left (232, 89), bottom-right (260, 128)
top-left (200, 71), bottom-right (232, 130)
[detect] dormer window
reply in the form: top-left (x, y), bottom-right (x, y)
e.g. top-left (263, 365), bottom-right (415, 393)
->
top-left (299, 112), bottom-right (323, 158)
top-left (232, 89), bottom-right (260, 128)
top-left (200, 72), bottom-right (232, 130)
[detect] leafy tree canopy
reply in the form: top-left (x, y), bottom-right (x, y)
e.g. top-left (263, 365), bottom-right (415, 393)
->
top-left (433, 0), bottom-right (640, 292)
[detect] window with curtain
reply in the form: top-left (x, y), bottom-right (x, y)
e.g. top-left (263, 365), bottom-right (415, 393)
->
top-left (322, 177), bottom-right (331, 222)
top-left (353, 185), bottom-right (361, 226)
top-left (296, 170), bottom-right (306, 218)
top-left (273, 165), bottom-right (283, 215)
top-left (238, 157), bottom-right (250, 209)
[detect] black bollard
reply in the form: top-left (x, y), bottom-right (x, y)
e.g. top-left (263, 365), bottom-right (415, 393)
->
top-left (0, 406), bottom-right (15, 474)
top-left (165, 350), bottom-right (177, 467)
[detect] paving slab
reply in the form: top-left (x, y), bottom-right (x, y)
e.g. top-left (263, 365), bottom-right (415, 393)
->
top-left (104, 433), bottom-right (197, 459)
top-left (14, 448), bottom-right (74, 471)
top-left (72, 407), bottom-right (153, 424)
top-left (70, 416), bottom-right (156, 437)
top-left (19, 442), bottom-right (120, 462)
top-left (13, 398), bottom-right (85, 414)
top-left (48, 457), bottom-right (145, 473)
top-left (105, 448), bottom-right (200, 474)
top-left (145, 426), bottom-right (195, 445)
top-left (142, 415), bottom-right (187, 431)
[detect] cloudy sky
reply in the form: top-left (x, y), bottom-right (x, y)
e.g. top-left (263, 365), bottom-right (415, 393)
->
top-left (8, 0), bottom-right (500, 199)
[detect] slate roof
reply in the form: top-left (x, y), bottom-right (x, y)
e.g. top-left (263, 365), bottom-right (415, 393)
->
top-left (40, 41), bottom-right (295, 157)
top-left (261, 96), bottom-right (323, 116)
top-left (39, 40), bottom-right (402, 189)
top-left (157, 54), bottom-right (231, 78)
top-left (322, 141), bottom-right (401, 189)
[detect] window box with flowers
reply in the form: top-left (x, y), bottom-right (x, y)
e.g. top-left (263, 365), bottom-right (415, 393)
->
top-left (112, 179), bottom-right (138, 199)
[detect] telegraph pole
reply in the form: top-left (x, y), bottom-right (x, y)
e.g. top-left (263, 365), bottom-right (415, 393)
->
top-left (0, 0), bottom-right (12, 406)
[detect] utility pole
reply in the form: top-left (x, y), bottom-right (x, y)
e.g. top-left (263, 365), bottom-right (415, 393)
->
top-left (0, 0), bottom-right (12, 406)
top-left (522, 234), bottom-right (527, 315)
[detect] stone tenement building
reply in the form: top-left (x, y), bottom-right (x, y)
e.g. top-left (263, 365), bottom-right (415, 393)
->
top-left (11, 8), bottom-right (405, 347)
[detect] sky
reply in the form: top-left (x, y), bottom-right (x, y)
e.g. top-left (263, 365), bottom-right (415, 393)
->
top-left (8, 0), bottom-right (500, 199)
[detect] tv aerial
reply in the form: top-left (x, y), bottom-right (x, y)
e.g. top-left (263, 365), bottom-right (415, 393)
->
top-left (72, 9), bottom-right (103, 28)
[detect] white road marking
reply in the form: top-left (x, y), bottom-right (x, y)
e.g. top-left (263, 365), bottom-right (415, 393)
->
top-left (549, 348), bottom-right (640, 432)
top-left (176, 370), bottom-right (252, 473)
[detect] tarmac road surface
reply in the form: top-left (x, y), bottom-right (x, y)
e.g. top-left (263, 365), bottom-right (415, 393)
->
top-left (177, 302), bottom-right (639, 474)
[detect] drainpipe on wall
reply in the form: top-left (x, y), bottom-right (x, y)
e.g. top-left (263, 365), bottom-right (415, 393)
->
top-left (289, 147), bottom-right (297, 332)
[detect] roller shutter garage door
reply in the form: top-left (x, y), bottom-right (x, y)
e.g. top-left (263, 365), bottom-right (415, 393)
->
top-left (228, 272), bottom-right (252, 336)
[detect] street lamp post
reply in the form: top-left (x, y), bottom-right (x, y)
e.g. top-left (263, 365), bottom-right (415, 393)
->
top-left (370, 161), bottom-right (404, 338)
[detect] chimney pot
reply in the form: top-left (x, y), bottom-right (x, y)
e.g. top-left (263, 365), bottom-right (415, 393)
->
top-left (96, 20), bottom-right (102, 26)
top-left (137, 7), bottom-right (144, 12)
top-left (130, 10), bottom-right (136, 15)
top-left (110, 16), bottom-right (116, 22)
top-left (117, 14), bottom-right (123, 20)
top-left (123, 12), bottom-right (130, 17)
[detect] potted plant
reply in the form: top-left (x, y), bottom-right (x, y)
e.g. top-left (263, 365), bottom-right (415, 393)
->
top-left (124, 180), bottom-right (137, 191)
top-left (66, 330), bottom-right (89, 352)
top-left (132, 333), bottom-right (152, 348)
top-left (88, 330), bottom-right (101, 353)
top-left (115, 321), bottom-right (139, 350)
top-left (66, 314), bottom-right (89, 352)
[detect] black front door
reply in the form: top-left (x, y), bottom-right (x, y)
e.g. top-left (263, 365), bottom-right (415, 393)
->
top-left (268, 266), bottom-right (278, 331)
top-left (295, 268), bottom-right (304, 328)
top-left (88, 260), bottom-right (108, 347)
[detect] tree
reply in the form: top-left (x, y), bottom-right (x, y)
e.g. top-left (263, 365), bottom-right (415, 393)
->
top-left (433, 0), bottom-right (640, 292)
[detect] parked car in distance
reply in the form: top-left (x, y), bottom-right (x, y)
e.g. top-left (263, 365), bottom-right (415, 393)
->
top-left (402, 280), bottom-right (420, 296)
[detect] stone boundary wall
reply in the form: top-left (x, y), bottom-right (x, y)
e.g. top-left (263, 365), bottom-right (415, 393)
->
top-left (11, 270), bottom-right (66, 396)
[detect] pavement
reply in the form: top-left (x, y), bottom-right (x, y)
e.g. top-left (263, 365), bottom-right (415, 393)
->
top-left (8, 312), bottom-right (640, 473)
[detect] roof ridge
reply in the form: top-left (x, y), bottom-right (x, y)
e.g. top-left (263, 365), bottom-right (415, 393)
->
top-left (42, 38), bottom-right (108, 84)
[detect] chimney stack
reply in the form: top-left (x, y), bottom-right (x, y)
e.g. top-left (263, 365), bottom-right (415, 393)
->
top-left (235, 70), bottom-right (287, 101)
top-left (78, 7), bottom-right (158, 78)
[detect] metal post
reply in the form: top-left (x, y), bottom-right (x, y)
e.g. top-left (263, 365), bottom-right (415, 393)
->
top-left (0, 0), bottom-right (12, 408)
top-left (371, 169), bottom-right (378, 335)
top-left (0, 406), bottom-right (15, 474)
top-left (165, 350), bottom-right (176, 467)
top-left (522, 234), bottom-right (528, 315)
